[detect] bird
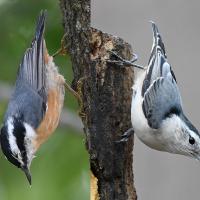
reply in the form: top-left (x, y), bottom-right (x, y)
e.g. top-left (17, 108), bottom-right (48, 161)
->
top-left (0, 11), bottom-right (66, 185)
top-left (109, 22), bottom-right (200, 160)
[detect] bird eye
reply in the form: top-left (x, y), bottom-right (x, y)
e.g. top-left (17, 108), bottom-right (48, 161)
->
top-left (189, 136), bottom-right (195, 145)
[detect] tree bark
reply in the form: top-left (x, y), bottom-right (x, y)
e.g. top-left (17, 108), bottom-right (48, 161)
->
top-left (59, 1), bottom-right (137, 199)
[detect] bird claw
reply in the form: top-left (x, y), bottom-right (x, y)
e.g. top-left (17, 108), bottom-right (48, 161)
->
top-left (107, 50), bottom-right (144, 69)
top-left (64, 78), bottom-right (87, 121)
top-left (76, 77), bottom-right (87, 120)
top-left (116, 128), bottom-right (134, 143)
top-left (64, 82), bottom-right (81, 102)
top-left (52, 33), bottom-right (68, 57)
top-left (108, 50), bottom-right (138, 63)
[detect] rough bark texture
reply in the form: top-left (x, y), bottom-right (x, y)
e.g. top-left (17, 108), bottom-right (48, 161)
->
top-left (59, 0), bottom-right (137, 199)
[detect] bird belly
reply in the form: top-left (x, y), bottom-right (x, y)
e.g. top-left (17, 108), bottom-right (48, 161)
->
top-left (132, 94), bottom-right (165, 150)
top-left (34, 55), bottom-right (65, 150)
top-left (131, 73), bottom-right (165, 151)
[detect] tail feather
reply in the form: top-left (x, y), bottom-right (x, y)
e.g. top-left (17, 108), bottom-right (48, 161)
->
top-left (17, 10), bottom-right (47, 94)
top-left (148, 21), bottom-right (167, 65)
top-left (142, 21), bottom-right (176, 96)
top-left (33, 10), bottom-right (46, 47)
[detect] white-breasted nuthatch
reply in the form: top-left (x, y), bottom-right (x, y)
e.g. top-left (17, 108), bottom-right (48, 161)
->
top-left (0, 11), bottom-right (65, 184)
top-left (109, 22), bottom-right (200, 160)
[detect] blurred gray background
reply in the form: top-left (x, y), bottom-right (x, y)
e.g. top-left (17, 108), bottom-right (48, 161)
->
top-left (92, 0), bottom-right (200, 199)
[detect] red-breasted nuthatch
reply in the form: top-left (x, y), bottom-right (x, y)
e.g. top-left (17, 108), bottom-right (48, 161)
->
top-left (0, 11), bottom-right (65, 184)
top-left (109, 22), bottom-right (200, 160)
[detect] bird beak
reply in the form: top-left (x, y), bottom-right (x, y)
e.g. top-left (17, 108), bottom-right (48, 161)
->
top-left (22, 167), bottom-right (32, 185)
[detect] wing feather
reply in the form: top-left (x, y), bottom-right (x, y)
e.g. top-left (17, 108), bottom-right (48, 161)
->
top-left (16, 10), bottom-right (47, 103)
top-left (142, 22), bottom-right (176, 96)
top-left (142, 22), bottom-right (182, 129)
top-left (142, 77), bottom-right (182, 129)
top-left (4, 11), bottom-right (48, 127)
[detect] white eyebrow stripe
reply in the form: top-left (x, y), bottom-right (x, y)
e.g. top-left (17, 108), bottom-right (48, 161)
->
top-left (7, 117), bottom-right (23, 165)
top-left (7, 118), bottom-right (17, 151)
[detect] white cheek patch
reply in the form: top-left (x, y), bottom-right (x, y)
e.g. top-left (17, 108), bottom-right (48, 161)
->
top-left (23, 123), bottom-right (36, 167)
top-left (24, 123), bottom-right (36, 138)
top-left (160, 115), bottom-right (187, 150)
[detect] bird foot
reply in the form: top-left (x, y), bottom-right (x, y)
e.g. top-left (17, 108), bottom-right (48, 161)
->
top-left (76, 77), bottom-right (87, 119)
top-left (64, 82), bottom-right (81, 103)
top-left (77, 77), bottom-right (86, 119)
top-left (64, 79), bottom-right (86, 120)
top-left (107, 50), bottom-right (144, 69)
top-left (116, 128), bottom-right (134, 143)
top-left (52, 33), bottom-right (68, 57)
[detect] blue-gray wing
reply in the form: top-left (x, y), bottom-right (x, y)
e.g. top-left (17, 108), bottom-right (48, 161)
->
top-left (16, 10), bottom-right (47, 105)
top-left (4, 11), bottom-right (47, 128)
top-left (4, 84), bottom-right (45, 128)
top-left (142, 76), bottom-right (182, 129)
top-left (142, 21), bottom-right (182, 129)
top-left (142, 21), bottom-right (177, 97)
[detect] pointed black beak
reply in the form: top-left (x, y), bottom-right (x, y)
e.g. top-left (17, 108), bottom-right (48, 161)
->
top-left (22, 167), bottom-right (32, 185)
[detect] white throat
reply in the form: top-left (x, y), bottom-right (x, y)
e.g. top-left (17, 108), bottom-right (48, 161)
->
top-left (23, 123), bottom-right (37, 168)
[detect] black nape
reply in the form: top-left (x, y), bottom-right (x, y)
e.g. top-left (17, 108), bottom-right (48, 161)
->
top-left (164, 106), bottom-right (181, 119)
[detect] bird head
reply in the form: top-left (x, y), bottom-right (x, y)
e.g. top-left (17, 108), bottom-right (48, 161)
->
top-left (161, 113), bottom-right (200, 160)
top-left (0, 117), bottom-right (36, 185)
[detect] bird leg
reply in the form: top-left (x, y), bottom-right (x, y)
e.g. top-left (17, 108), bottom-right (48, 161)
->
top-left (76, 77), bottom-right (87, 119)
top-left (64, 82), bottom-right (81, 103)
top-left (116, 128), bottom-right (134, 143)
top-left (54, 32), bottom-right (86, 119)
top-left (64, 79), bottom-right (86, 119)
top-left (107, 50), bottom-right (144, 69)
top-left (52, 33), bottom-right (68, 57)
top-left (53, 33), bottom-right (86, 118)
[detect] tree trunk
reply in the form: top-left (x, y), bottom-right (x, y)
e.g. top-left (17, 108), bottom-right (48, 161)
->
top-left (59, 1), bottom-right (137, 199)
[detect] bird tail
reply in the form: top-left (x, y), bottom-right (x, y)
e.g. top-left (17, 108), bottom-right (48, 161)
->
top-left (148, 21), bottom-right (167, 65)
top-left (32, 10), bottom-right (47, 48)
top-left (141, 21), bottom-right (177, 96)
top-left (17, 10), bottom-right (47, 93)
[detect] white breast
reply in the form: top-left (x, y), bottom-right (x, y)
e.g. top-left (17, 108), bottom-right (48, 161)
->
top-left (131, 70), bottom-right (163, 150)
top-left (131, 70), bottom-right (149, 134)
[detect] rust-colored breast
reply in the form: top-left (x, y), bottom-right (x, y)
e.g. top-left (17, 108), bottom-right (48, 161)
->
top-left (34, 88), bottom-right (62, 150)
top-left (34, 52), bottom-right (65, 151)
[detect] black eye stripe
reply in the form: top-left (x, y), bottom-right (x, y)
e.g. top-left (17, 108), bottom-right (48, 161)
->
top-left (0, 125), bottom-right (21, 168)
top-left (180, 113), bottom-right (199, 136)
top-left (12, 118), bottom-right (27, 165)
